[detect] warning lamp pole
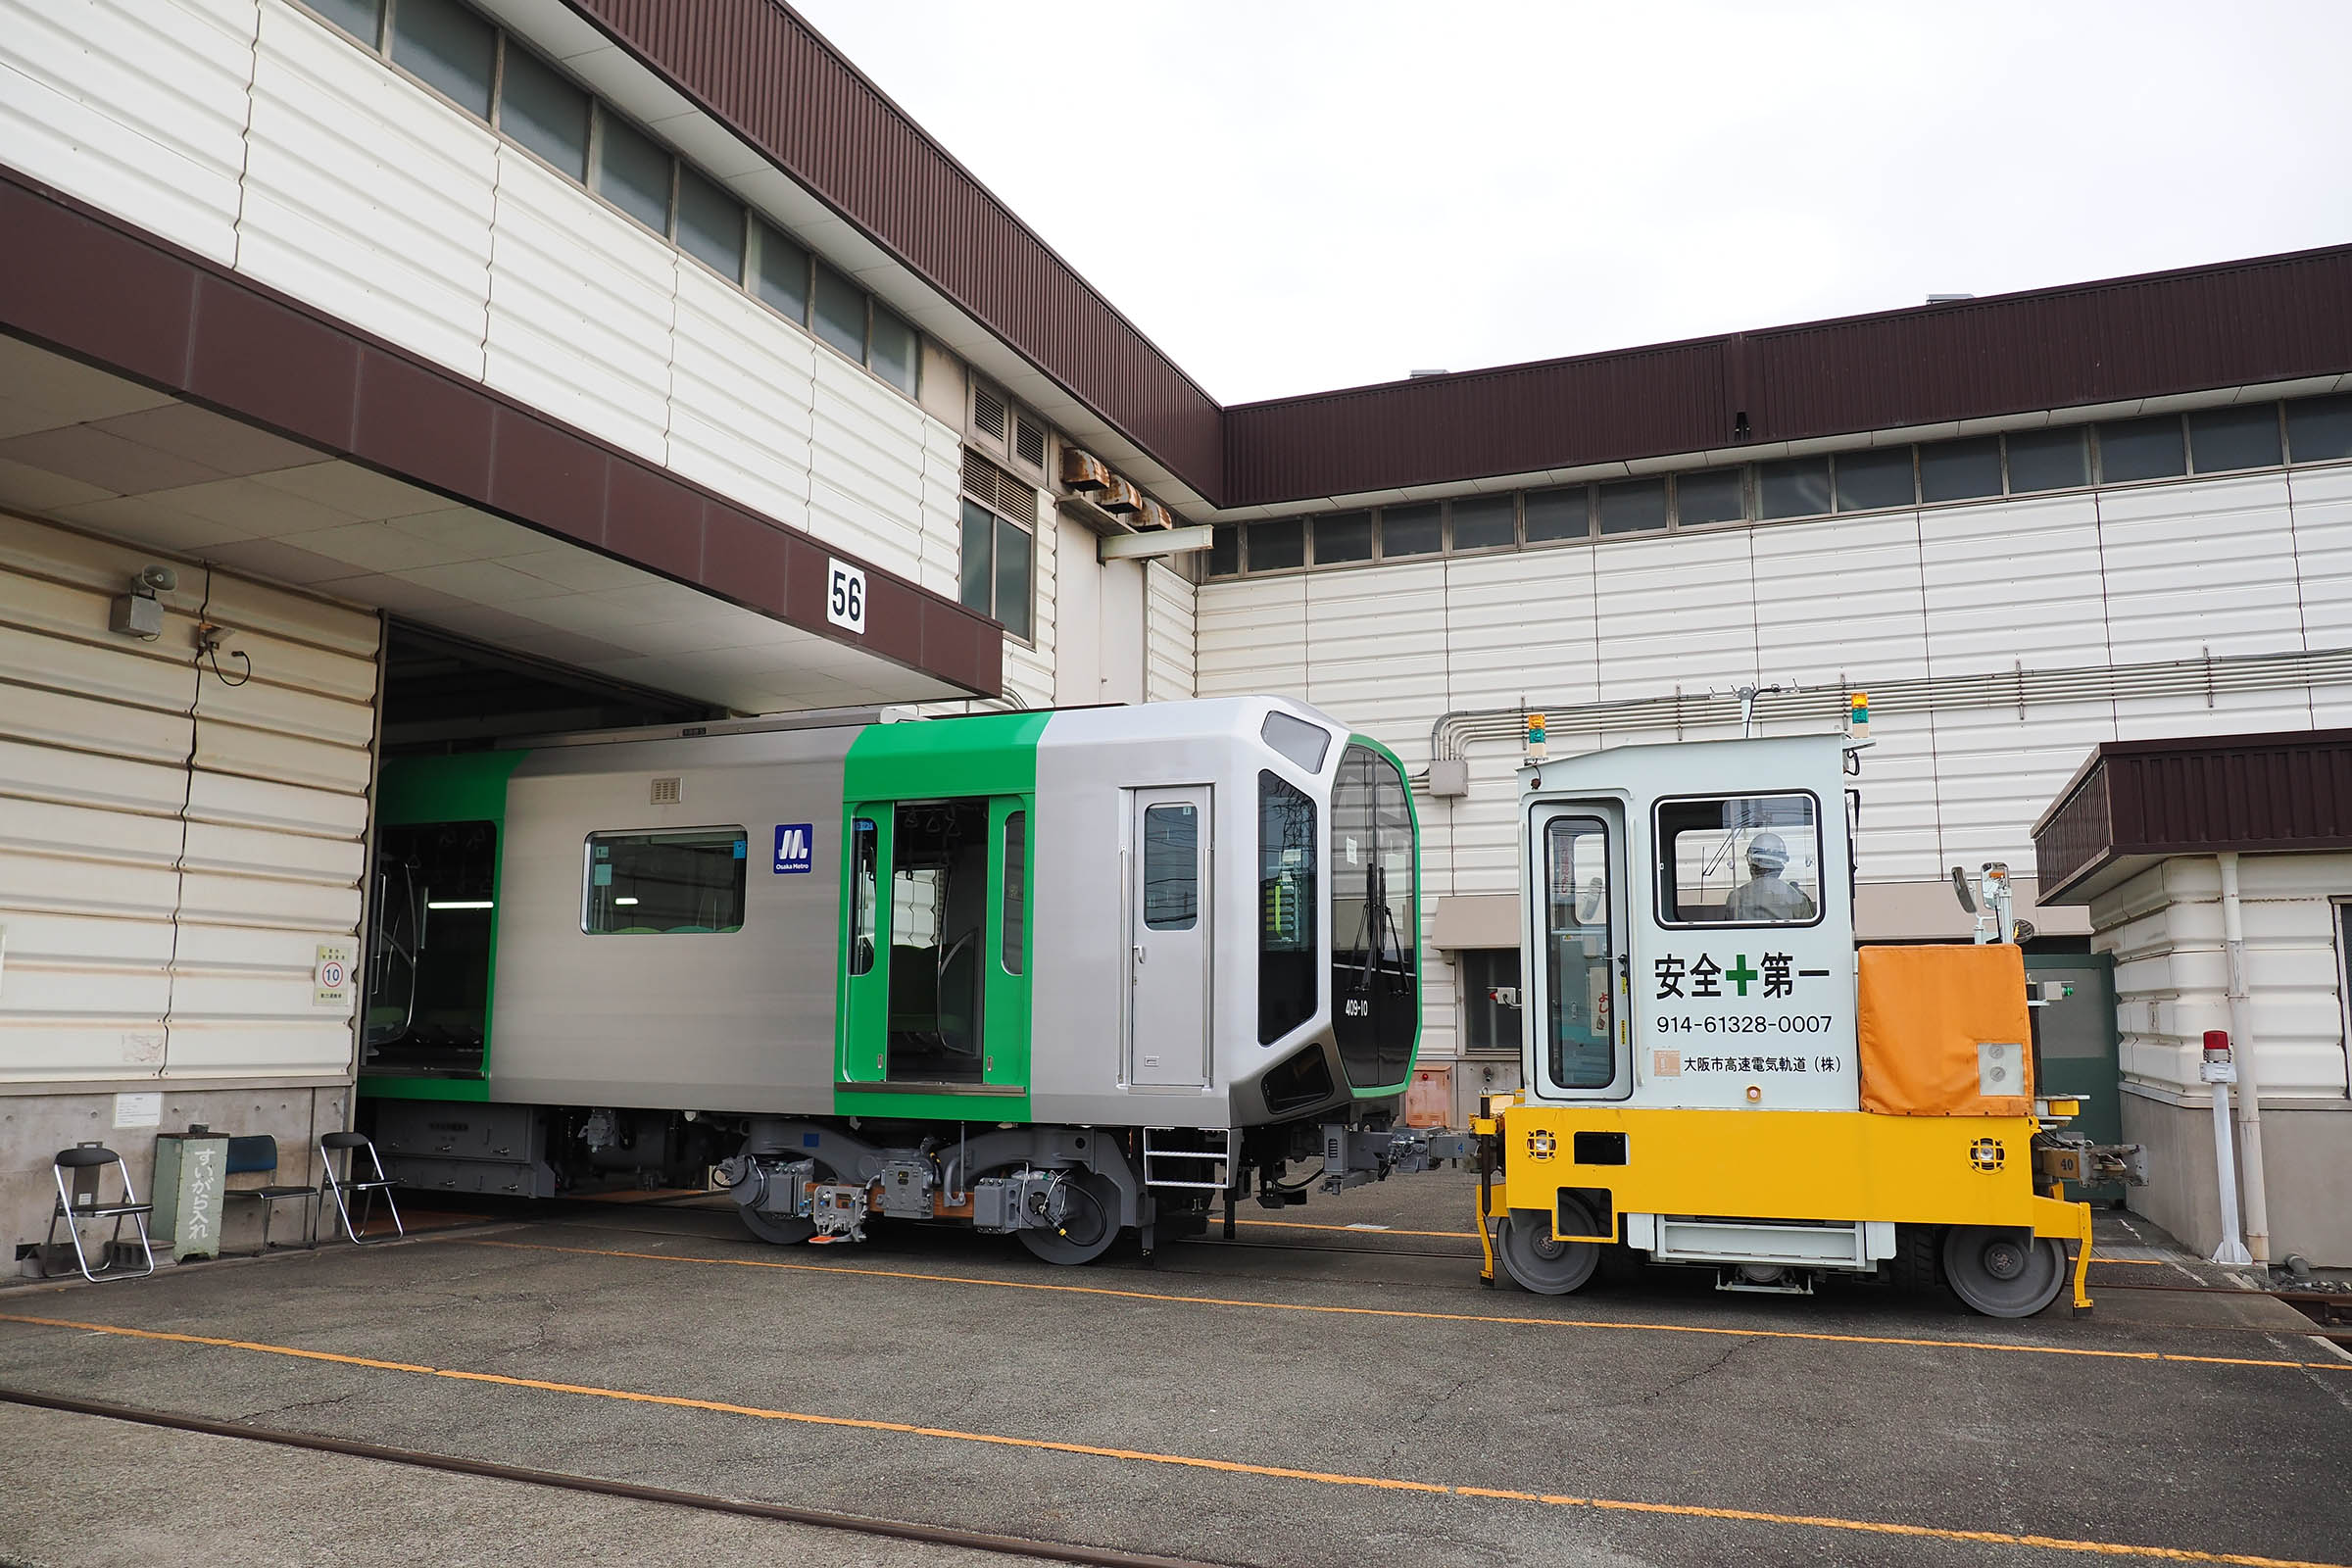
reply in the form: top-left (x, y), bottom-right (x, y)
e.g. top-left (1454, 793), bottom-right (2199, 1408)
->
top-left (2201, 1030), bottom-right (2254, 1266)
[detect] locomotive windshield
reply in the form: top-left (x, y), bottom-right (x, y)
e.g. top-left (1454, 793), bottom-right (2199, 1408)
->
top-left (1257, 772), bottom-right (1317, 1044)
top-left (1330, 744), bottom-right (1417, 1088)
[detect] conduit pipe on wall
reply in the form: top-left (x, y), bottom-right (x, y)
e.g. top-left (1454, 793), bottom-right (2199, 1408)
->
top-left (2216, 853), bottom-right (2272, 1263)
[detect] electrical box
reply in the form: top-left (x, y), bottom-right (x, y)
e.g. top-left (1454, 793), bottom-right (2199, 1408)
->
top-left (1429, 759), bottom-right (1469, 798)
top-left (110, 592), bottom-right (164, 640)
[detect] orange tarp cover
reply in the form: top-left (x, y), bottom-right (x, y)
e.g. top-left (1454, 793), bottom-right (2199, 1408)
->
top-left (1856, 945), bottom-right (2034, 1116)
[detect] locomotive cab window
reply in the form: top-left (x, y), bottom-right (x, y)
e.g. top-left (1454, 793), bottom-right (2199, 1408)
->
top-left (1257, 771), bottom-right (1318, 1044)
top-left (1654, 794), bottom-right (1821, 927)
top-left (583, 828), bottom-right (747, 934)
top-left (1330, 745), bottom-right (1418, 1088)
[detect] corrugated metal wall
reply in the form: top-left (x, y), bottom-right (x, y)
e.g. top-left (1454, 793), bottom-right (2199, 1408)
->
top-left (1197, 466), bottom-right (2352, 1061)
top-left (1144, 562), bottom-right (1196, 703)
top-left (0, 510), bottom-right (382, 1085)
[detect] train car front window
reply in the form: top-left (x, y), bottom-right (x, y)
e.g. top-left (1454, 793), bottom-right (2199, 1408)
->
top-left (1544, 816), bottom-right (1615, 1090)
top-left (582, 828), bottom-right (747, 934)
top-left (1257, 771), bottom-right (1317, 1044)
top-left (1331, 746), bottom-right (1418, 1087)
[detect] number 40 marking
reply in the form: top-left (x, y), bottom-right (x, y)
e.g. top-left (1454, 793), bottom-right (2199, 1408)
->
top-left (826, 560), bottom-right (865, 635)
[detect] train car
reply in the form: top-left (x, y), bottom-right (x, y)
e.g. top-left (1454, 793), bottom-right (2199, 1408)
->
top-left (360, 698), bottom-right (1444, 1261)
top-left (1477, 726), bottom-right (2137, 1316)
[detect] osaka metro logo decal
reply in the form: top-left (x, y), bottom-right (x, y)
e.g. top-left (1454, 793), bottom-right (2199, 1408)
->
top-left (773, 823), bottom-right (814, 874)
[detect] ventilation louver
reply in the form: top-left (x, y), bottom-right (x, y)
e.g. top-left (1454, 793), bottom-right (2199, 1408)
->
top-left (650, 777), bottom-right (682, 805)
top-left (973, 383), bottom-right (1006, 444)
top-left (1013, 411), bottom-right (1048, 471)
top-left (962, 449), bottom-right (1037, 523)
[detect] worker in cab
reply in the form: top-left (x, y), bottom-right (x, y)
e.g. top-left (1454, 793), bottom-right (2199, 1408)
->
top-left (1726, 831), bottom-right (1815, 921)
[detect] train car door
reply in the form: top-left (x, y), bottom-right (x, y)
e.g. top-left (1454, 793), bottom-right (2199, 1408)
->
top-left (1527, 802), bottom-right (1631, 1100)
top-left (1130, 787), bottom-right (1210, 1087)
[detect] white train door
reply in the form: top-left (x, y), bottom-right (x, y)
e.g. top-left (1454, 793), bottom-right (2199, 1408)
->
top-left (1528, 802), bottom-right (1632, 1101)
top-left (1130, 787), bottom-right (1210, 1087)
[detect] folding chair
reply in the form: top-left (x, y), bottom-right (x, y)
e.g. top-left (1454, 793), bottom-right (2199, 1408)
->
top-left (222, 1135), bottom-right (318, 1253)
top-left (45, 1144), bottom-right (157, 1282)
top-left (318, 1130), bottom-right (404, 1244)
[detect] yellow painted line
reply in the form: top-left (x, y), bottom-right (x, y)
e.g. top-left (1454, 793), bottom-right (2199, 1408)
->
top-left (463, 1238), bottom-right (2352, 1375)
top-left (0, 1310), bottom-right (2334, 1568)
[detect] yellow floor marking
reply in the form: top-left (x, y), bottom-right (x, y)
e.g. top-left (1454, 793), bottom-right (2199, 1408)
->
top-left (0, 1309), bottom-right (2335, 1568)
top-left (463, 1238), bottom-right (2352, 1374)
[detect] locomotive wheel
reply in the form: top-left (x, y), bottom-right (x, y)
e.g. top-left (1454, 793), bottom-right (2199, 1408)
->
top-left (1497, 1200), bottom-right (1601, 1296)
top-left (1017, 1170), bottom-right (1121, 1266)
top-left (1941, 1225), bottom-right (2067, 1318)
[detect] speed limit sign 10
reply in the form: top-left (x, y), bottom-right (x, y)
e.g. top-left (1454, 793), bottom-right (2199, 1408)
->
top-left (826, 560), bottom-right (866, 635)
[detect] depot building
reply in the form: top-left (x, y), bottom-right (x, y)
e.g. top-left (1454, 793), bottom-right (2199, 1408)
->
top-left (3, 0), bottom-right (2349, 1264)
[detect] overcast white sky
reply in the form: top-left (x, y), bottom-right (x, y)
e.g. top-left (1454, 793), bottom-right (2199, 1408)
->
top-left (791, 2), bottom-right (2352, 407)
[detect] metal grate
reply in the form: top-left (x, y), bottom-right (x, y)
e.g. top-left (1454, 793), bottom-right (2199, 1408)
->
top-left (972, 382), bottom-right (1006, 445)
top-left (961, 448), bottom-right (1036, 526)
top-left (650, 777), bottom-right (681, 805)
top-left (1013, 411), bottom-right (1047, 471)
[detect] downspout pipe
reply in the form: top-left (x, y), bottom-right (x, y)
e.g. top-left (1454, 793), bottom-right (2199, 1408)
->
top-left (2216, 853), bottom-right (2272, 1264)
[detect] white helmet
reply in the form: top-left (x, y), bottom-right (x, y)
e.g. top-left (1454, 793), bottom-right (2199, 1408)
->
top-left (1747, 832), bottom-right (1789, 874)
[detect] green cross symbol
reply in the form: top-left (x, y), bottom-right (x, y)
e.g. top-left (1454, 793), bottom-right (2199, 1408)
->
top-left (1726, 955), bottom-right (1758, 997)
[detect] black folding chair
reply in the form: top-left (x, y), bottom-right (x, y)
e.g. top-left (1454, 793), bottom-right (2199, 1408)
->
top-left (318, 1131), bottom-right (404, 1245)
top-left (222, 1135), bottom-right (319, 1252)
top-left (45, 1144), bottom-right (156, 1282)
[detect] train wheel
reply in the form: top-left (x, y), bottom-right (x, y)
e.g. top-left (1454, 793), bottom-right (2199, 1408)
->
top-left (1017, 1170), bottom-right (1120, 1266)
top-left (1941, 1225), bottom-right (2066, 1317)
top-left (1497, 1201), bottom-right (1600, 1295)
top-left (737, 1206), bottom-right (817, 1246)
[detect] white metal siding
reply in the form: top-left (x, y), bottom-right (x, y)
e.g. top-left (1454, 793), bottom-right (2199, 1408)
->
top-left (0, 0), bottom-right (258, 265)
top-left (239, 1), bottom-right (498, 378)
top-left (667, 265), bottom-right (816, 532)
top-left (808, 351), bottom-right (926, 581)
top-left (1144, 562), bottom-right (1197, 703)
top-left (0, 512), bottom-right (380, 1085)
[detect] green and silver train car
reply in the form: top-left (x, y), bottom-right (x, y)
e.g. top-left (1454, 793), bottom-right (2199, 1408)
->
top-left (361, 697), bottom-right (1434, 1261)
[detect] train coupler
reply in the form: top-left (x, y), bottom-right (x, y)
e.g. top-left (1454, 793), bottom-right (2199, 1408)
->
top-left (1319, 1125), bottom-right (1479, 1194)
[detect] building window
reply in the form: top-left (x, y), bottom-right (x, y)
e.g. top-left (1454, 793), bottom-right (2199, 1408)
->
top-left (870, 307), bottom-right (919, 395)
top-left (498, 43), bottom-right (589, 179)
top-left (959, 498), bottom-right (1033, 641)
top-left (583, 828), bottom-right (747, 935)
top-left (1758, 458), bottom-right (1832, 519)
top-left (755, 225), bottom-right (810, 321)
top-left (596, 111), bottom-right (673, 234)
top-left (390, 0), bottom-right (495, 119)
top-left (2097, 416), bottom-right (2187, 484)
top-left (1381, 503), bottom-right (1443, 558)
top-left (1920, 435), bottom-right (2003, 502)
top-left (811, 262), bottom-right (867, 362)
top-left (2004, 427), bottom-right (2088, 493)
top-left (1676, 468), bottom-right (1744, 526)
top-left (1459, 948), bottom-right (1522, 1054)
top-left (1249, 517), bottom-right (1306, 571)
top-left (1208, 524), bottom-right (1239, 576)
top-left (1598, 477), bottom-right (1666, 535)
top-left (1313, 512), bottom-right (1372, 564)
top-left (675, 166), bottom-right (745, 281)
top-left (1524, 486), bottom-right (1591, 542)
top-left (309, 0), bottom-right (385, 46)
top-left (2289, 395), bottom-right (2352, 464)
top-left (1449, 494), bottom-right (1516, 551)
top-left (2188, 406), bottom-right (2283, 473)
top-left (1834, 448), bottom-right (1916, 512)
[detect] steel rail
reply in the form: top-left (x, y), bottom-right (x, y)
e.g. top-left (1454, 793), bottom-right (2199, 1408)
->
top-left (0, 1387), bottom-right (1240, 1568)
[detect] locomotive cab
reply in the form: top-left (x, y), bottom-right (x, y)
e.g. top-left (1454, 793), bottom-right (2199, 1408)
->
top-left (1483, 731), bottom-right (2098, 1316)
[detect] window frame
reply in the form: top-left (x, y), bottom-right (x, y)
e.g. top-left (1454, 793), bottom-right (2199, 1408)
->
top-left (1650, 791), bottom-right (1826, 932)
top-left (579, 825), bottom-right (750, 937)
top-left (957, 495), bottom-right (1036, 645)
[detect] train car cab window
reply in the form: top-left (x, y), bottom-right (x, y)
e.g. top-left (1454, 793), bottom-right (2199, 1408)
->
top-left (887, 800), bottom-right (989, 1083)
top-left (1257, 772), bottom-right (1318, 1044)
top-left (582, 828), bottom-right (747, 934)
top-left (1654, 794), bottom-right (1821, 927)
top-left (1260, 710), bottom-right (1332, 774)
top-left (1330, 746), bottom-right (1418, 1087)
top-left (1144, 804), bottom-right (1200, 930)
top-left (1543, 817), bottom-right (1615, 1090)
top-left (1001, 811), bottom-right (1025, 974)
top-left (849, 818), bottom-right (878, 975)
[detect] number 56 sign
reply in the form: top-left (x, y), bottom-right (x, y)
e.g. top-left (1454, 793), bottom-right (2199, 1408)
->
top-left (826, 560), bottom-right (866, 634)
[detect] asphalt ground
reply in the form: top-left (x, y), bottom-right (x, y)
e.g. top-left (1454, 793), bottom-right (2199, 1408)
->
top-left (4, 1170), bottom-right (2348, 1568)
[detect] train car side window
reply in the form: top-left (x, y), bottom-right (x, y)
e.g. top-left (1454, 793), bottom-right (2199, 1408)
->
top-left (1257, 771), bottom-right (1318, 1044)
top-left (1543, 816), bottom-right (1615, 1091)
top-left (887, 800), bottom-right (989, 1082)
top-left (1001, 810), bottom-right (1025, 974)
top-left (848, 817), bottom-right (878, 975)
top-left (1144, 804), bottom-right (1200, 930)
top-left (582, 828), bottom-right (747, 934)
top-left (1654, 793), bottom-right (1821, 927)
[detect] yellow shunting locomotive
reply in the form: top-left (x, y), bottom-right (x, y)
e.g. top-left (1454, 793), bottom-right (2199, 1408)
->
top-left (1474, 723), bottom-right (2133, 1317)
